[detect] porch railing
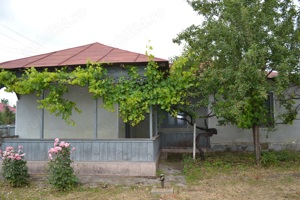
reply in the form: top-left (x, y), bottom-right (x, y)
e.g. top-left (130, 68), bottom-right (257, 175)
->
top-left (1, 134), bottom-right (161, 162)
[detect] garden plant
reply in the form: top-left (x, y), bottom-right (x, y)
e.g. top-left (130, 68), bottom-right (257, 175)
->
top-left (47, 138), bottom-right (78, 191)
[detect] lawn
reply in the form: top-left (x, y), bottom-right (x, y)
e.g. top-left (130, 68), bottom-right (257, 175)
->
top-left (1, 151), bottom-right (300, 200)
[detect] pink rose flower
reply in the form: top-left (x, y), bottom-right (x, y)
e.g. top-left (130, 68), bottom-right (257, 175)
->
top-left (15, 156), bottom-right (21, 160)
top-left (54, 146), bottom-right (62, 152)
top-left (18, 145), bottom-right (23, 149)
top-left (6, 146), bottom-right (13, 151)
top-left (71, 147), bottom-right (76, 151)
top-left (52, 148), bottom-right (58, 154)
top-left (7, 155), bottom-right (14, 160)
top-left (65, 143), bottom-right (70, 148)
top-left (59, 141), bottom-right (66, 147)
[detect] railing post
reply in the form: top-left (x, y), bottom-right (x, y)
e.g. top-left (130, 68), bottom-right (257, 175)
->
top-left (149, 105), bottom-right (153, 139)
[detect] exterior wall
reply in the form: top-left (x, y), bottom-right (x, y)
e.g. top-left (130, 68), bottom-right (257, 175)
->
top-left (209, 96), bottom-right (300, 151)
top-left (97, 103), bottom-right (119, 139)
top-left (16, 86), bottom-right (123, 139)
top-left (107, 66), bottom-right (147, 77)
top-left (1, 135), bottom-right (161, 177)
top-left (0, 161), bottom-right (157, 177)
top-left (44, 86), bottom-right (94, 139)
top-left (16, 93), bottom-right (42, 139)
top-left (130, 114), bottom-right (150, 138)
top-left (209, 116), bottom-right (300, 151)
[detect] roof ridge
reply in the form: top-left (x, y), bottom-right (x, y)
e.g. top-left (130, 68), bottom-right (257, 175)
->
top-left (134, 54), bottom-right (142, 62)
top-left (96, 47), bottom-right (115, 62)
top-left (23, 52), bottom-right (57, 68)
top-left (57, 43), bottom-right (95, 66)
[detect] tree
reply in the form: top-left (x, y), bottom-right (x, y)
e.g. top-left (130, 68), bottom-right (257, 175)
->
top-left (0, 105), bottom-right (15, 125)
top-left (1, 98), bottom-right (9, 105)
top-left (173, 0), bottom-right (300, 164)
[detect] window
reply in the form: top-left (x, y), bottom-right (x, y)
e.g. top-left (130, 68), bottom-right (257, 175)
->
top-left (159, 111), bottom-right (187, 128)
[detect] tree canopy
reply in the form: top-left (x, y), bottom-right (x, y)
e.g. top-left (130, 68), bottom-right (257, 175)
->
top-left (173, 0), bottom-right (300, 163)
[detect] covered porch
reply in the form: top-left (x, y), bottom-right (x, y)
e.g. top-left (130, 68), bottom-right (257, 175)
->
top-left (1, 136), bottom-right (161, 176)
top-left (1, 85), bottom-right (162, 176)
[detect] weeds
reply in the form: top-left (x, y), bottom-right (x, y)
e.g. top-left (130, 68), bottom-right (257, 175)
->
top-left (182, 151), bottom-right (300, 184)
top-left (261, 150), bottom-right (300, 167)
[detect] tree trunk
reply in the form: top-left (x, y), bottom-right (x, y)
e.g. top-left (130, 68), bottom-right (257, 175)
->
top-left (252, 124), bottom-right (260, 165)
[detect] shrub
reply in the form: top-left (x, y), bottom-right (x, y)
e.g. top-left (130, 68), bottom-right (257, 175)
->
top-left (47, 138), bottom-right (78, 191)
top-left (261, 150), bottom-right (300, 166)
top-left (1, 145), bottom-right (29, 187)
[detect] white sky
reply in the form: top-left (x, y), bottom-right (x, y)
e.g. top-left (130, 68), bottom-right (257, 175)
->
top-left (0, 0), bottom-right (201, 106)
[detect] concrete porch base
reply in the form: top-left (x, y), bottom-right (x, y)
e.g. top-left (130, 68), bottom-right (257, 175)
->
top-left (0, 161), bottom-right (158, 177)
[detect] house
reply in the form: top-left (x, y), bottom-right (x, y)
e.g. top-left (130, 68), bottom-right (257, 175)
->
top-left (0, 42), bottom-right (171, 176)
top-left (0, 42), bottom-right (299, 177)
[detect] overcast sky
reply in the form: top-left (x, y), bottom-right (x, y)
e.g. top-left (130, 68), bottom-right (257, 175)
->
top-left (0, 0), bottom-right (201, 106)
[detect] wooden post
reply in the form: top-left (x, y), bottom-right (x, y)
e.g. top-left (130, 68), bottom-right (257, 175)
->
top-left (94, 99), bottom-right (98, 139)
top-left (40, 90), bottom-right (44, 139)
top-left (149, 105), bottom-right (153, 139)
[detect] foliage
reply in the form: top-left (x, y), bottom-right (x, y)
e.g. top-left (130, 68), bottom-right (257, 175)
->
top-left (1, 145), bottom-right (29, 187)
top-left (0, 53), bottom-right (196, 126)
top-left (261, 150), bottom-right (300, 167)
top-left (181, 151), bottom-right (300, 184)
top-left (47, 138), bottom-right (78, 191)
top-left (1, 98), bottom-right (9, 105)
top-left (174, 0), bottom-right (300, 128)
top-left (0, 105), bottom-right (15, 125)
top-left (173, 0), bottom-right (300, 164)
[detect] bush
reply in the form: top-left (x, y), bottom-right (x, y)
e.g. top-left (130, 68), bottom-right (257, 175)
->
top-left (261, 150), bottom-right (300, 166)
top-left (1, 145), bottom-right (29, 187)
top-left (47, 138), bottom-right (78, 191)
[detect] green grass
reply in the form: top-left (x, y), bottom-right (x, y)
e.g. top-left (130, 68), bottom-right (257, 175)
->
top-left (181, 151), bottom-right (300, 184)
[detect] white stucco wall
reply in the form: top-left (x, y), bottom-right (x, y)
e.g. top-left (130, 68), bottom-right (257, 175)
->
top-left (44, 86), bottom-right (94, 139)
top-left (97, 102), bottom-right (119, 139)
top-left (16, 93), bottom-right (42, 139)
top-left (209, 101), bottom-right (300, 148)
top-left (16, 86), bottom-right (121, 139)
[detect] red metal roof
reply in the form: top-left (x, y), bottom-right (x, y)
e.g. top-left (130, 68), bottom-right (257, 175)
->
top-left (0, 103), bottom-right (16, 113)
top-left (0, 42), bottom-right (168, 69)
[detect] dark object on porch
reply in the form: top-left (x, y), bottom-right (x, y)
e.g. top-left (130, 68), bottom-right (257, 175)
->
top-left (172, 107), bottom-right (218, 160)
top-left (196, 128), bottom-right (217, 160)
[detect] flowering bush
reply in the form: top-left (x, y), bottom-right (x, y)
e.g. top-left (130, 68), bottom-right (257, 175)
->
top-left (1, 145), bottom-right (29, 187)
top-left (47, 138), bottom-right (78, 191)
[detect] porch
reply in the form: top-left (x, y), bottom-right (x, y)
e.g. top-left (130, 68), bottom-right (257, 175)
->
top-left (0, 135), bottom-right (161, 177)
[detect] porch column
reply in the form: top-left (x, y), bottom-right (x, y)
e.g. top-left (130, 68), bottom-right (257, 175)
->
top-left (94, 99), bottom-right (98, 139)
top-left (40, 90), bottom-right (45, 139)
top-left (149, 105), bottom-right (153, 139)
top-left (154, 106), bottom-right (158, 136)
